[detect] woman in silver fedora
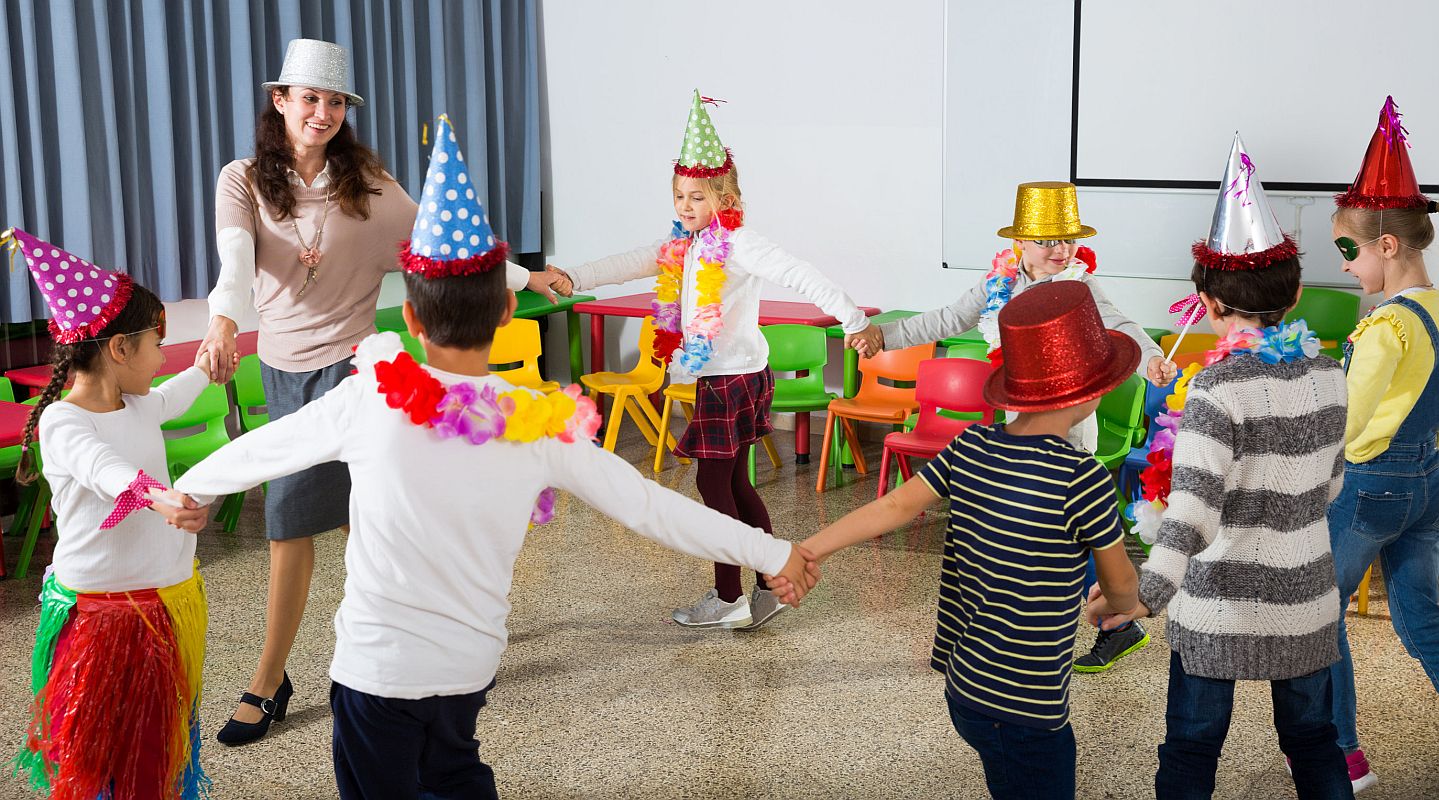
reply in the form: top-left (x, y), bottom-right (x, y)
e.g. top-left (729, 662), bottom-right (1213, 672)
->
top-left (199, 38), bottom-right (558, 745)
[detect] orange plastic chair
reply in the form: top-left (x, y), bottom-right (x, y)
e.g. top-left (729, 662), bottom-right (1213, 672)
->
top-left (877, 357), bottom-right (994, 498)
top-left (816, 343), bottom-right (934, 492)
top-left (581, 317), bottom-right (675, 453)
top-left (491, 318), bottom-right (560, 393)
top-left (652, 382), bottom-right (781, 478)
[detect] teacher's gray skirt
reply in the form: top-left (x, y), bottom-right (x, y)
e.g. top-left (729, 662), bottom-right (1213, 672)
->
top-left (259, 357), bottom-right (353, 540)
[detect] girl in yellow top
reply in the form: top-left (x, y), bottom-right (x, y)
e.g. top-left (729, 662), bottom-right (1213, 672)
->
top-left (1325, 96), bottom-right (1439, 794)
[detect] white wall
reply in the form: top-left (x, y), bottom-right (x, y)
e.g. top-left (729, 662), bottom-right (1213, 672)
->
top-left (165, 1), bottom-right (1381, 360)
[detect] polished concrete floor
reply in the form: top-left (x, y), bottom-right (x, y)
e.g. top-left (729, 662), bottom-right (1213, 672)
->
top-left (1, 429), bottom-right (1435, 799)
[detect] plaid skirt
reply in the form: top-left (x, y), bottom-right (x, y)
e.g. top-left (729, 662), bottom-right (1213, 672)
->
top-left (675, 368), bottom-right (775, 460)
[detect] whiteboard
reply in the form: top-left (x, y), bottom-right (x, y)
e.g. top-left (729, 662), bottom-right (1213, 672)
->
top-left (942, 0), bottom-right (1412, 287)
top-left (1075, 0), bottom-right (1439, 188)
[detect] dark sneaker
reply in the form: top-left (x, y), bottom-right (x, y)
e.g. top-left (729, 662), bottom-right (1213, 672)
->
top-left (1073, 621), bottom-right (1150, 673)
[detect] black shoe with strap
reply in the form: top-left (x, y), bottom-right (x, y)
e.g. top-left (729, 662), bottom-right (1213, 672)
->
top-left (216, 672), bottom-right (293, 746)
top-left (1073, 621), bottom-right (1150, 673)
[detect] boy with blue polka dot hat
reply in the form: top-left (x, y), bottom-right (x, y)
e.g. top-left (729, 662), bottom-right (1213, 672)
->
top-left (400, 114), bottom-right (508, 277)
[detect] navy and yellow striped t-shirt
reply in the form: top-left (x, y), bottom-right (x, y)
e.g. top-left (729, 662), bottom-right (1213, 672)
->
top-left (916, 424), bottom-right (1125, 730)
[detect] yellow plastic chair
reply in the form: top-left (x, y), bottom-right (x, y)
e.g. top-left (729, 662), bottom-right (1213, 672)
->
top-left (580, 317), bottom-right (673, 453)
top-left (491, 318), bottom-right (560, 393)
top-left (653, 381), bottom-right (781, 480)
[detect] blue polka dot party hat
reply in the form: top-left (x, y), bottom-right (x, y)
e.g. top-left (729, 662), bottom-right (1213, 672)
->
top-left (674, 90), bottom-right (733, 178)
top-left (399, 114), bottom-right (508, 278)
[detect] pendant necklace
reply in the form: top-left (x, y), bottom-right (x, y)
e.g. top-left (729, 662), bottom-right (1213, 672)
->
top-left (293, 190), bottom-right (332, 298)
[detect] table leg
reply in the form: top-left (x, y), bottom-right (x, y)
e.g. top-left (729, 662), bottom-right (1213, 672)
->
top-left (839, 349), bottom-right (859, 467)
top-left (795, 412), bottom-right (810, 464)
top-left (565, 309), bottom-right (583, 385)
top-left (589, 313), bottom-right (606, 417)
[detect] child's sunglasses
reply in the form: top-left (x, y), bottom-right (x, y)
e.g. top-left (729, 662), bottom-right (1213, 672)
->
top-left (1028, 238), bottom-right (1078, 248)
top-left (1333, 236), bottom-right (1380, 262)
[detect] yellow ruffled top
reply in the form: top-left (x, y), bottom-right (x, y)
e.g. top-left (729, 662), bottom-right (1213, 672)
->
top-left (1344, 288), bottom-right (1439, 463)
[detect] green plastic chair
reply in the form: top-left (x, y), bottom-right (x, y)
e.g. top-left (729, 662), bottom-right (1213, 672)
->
top-left (1094, 374), bottom-right (1146, 471)
top-left (8, 392), bottom-right (55, 578)
top-left (214, 355), bottom-right (269, 532)
top-left (760, 324), bottom-right (837, 476)
top-left (1287, 287), bottom-right (1360, 359)
top-left (233, 354), bottom-right (269, 432)
top-left (157, 378), bottom-right (233, 480)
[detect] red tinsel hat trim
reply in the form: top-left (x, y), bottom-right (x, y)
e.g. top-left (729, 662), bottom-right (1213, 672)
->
top-left (674, 149), bottom-right (734, 178)
top-left (1190, 234), bottom-right (1299, 272)
top-left (48, 273), bottom-right (134, 344)
top-left (397, 240), bottom-right (511, 279)
top-left (1332, 189), bottom-right (1431, 210)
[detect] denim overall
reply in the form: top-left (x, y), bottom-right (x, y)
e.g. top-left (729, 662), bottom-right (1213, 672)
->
top-left (1328, 294), bottom-right (1439, 752)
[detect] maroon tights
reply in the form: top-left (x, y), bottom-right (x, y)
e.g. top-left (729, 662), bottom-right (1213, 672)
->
top-left (695, 444), bottom-right (772, 602)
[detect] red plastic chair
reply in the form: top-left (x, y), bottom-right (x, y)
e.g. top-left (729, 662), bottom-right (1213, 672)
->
top-left (876, 357), bottom-right (995, 497)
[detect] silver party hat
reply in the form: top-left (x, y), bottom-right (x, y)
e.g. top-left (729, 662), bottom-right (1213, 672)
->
top-left (262, 39), bottom-right (363, 107)
top-left (1192, 133), bottom-right (1295, 270)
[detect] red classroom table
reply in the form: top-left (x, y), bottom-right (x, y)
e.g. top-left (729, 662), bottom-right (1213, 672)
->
top-left (0, 399), bottom-right (37, 577)
top-left (5, 331), bottom-right (260, 396)
top-left (573, 293), bottom-right (880, 461)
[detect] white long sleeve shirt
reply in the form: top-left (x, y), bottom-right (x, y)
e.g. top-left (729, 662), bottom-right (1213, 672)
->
top-left (570, 228), bottom-right (870, 378)
top-left (175, 332), bottom-right (794, 699)
top-left (41, 367), bottom-right (210, 592)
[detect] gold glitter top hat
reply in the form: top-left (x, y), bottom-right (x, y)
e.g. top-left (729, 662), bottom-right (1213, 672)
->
top-left (996, 182), bottom-right (1096, 241)
top-left (262, 39), bottom-right (363, 107)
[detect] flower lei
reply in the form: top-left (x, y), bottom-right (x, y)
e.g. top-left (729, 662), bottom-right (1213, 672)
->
top-left (651, 208), bottom-right (743, 377)
top-left (977, 245), bottom-right (1096, 362)
top-left (372, 349), bottom-right (602, 527)
top-left (1125, 319), bottom-right (1322, 545)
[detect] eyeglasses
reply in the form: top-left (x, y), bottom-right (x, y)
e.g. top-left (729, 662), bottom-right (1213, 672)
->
top-left (1028, 239), bottom-right (1077, 248)
top-left (1334, 236), bottom-right (1380, 262)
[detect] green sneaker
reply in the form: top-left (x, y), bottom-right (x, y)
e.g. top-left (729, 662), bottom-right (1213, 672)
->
top-left (1073, 621), bottom-right (1149, 673)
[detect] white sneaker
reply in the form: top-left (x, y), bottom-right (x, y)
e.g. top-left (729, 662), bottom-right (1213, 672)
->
top-left (671, 589), bottom-right (751, 629)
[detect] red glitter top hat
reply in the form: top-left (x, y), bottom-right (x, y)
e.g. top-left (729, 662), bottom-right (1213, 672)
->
top-left (982, 282), bottom-right (1140, 413)
top-left (1335, 96), bottom-right (1430, 210)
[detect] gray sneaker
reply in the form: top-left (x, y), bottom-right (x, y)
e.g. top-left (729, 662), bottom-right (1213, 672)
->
top-left (1072, 620), bottom-right (1150, 673)
top-left (736, 587), bottom-right (790, 631)
top-left (671, 589), bottom-right (752, 629)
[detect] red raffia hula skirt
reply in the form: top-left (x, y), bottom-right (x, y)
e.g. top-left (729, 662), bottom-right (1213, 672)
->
top-left (15, 568), bottom-right (211, 800)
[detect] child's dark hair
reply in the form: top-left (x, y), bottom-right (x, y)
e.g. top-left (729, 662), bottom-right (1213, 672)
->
top-left (1190, 255), bottom-right (1302, 328)
top-left (401, 269), bottom-right (509, 350)
top-left (17, 283), bottom-right (164, 484)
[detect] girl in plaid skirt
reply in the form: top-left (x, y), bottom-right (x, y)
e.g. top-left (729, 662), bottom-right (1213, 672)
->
top-left (549, 91), bottom-right (872, 629)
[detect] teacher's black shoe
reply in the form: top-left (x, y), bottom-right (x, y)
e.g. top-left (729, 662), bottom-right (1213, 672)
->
top-left (216, 672), bottom-right (293, 746)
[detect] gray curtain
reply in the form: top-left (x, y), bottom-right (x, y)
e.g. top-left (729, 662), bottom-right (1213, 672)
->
top-left (0, 0), bottom-right (540, 324)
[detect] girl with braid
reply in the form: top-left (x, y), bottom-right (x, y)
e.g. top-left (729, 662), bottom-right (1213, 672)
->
top-left (4, 227), bottom-right (221, 799)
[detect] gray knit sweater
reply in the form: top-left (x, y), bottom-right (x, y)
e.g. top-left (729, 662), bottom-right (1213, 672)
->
top-left (1138, 354), bottom-right (1347, 680)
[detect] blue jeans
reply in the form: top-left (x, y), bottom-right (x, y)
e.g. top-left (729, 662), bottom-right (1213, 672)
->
top-left (946, 692), bottom-right (1076, 800)
top-left (330, 681), bottom-right (498, 800)
top-left (1156, 651), bottom-right (1351, 800)
top-left (1327, 442), bottom-right (1439, 752)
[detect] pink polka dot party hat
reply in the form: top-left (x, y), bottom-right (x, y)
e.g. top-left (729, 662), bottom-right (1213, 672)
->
top-left (2, 227), bottom-right (133, 344)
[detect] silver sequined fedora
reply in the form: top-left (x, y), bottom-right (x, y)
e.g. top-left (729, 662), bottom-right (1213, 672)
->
top-left (261, 39), bottom-right (364, 107)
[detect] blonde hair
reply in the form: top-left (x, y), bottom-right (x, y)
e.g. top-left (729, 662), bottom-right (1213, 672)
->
top-left (672, 164), bottom-right (744, 212)
top-left (1333, 206), bottom-right (1436, 252)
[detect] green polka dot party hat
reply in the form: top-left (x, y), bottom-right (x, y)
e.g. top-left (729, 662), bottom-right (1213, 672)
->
top-left (674, 90), bottom-right (733, 177)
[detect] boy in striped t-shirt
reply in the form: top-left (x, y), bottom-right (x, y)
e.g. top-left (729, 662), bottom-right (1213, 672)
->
top-left (791, 282), bottom-right (1140, 800)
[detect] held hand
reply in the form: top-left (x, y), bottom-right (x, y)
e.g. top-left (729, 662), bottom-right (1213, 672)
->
top-left (765, 544), bottom-right (823, 606)
top-left (1085, 590), bottom-right (1150, 631)
top-left (526, 269), bottom-right (559, 303)
top-left (199, 316), bottom-right (239, 383)
top-left (146, 489), bottom-right (210, 534)
top-left (844, 325), bottom-right (884, 358)
top-left (1147, 356), bottom-right (1177, 387)
top-left (544, 264), bottom-right (575, 298)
